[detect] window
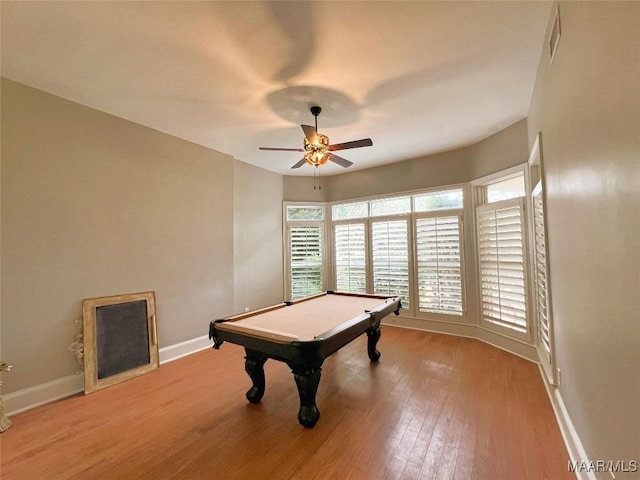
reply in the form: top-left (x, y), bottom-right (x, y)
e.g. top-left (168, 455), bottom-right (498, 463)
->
top-left (370, 196), bottom-right (411, 217)
top-left (285, 204), bottom-right (325, 300)
top-left (332, 201), bottom-right (368, 220)
top-left (287, 205), bottom-right (324, 221)
top-left (476, 199), bottom-right (528, 337)
top-left (415, 216), bottom-right (463, 315)
top-left (486, 174), bottom-right (525, 203)
top-left (414, 190), bottom-right (463, 212)
top-left (371, 220), bottom-right (410, 307)
top-left (334, 223), bottom-right (366, 292)
top-left (288, 225), bottom-right (323, 300)
top-left (329, 187), bottom-right (465, 314)
top-left (532, 183), bottom-right (551, 357)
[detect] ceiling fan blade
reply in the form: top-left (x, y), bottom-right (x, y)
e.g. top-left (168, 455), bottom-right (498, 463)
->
top-left (259, 147), bottom-right (305, 152)
top-left (327, 153), bottom-right (353, 168)
top-left (301, 125), bottom-right (318, 144)
top-left (291, 158), bottom-right (308, 169)
top-left (329, 138), bottom-right (373, 151)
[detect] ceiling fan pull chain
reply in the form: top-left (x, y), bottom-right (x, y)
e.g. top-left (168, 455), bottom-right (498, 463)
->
top-left (313, 165), bottom-right (322, 190)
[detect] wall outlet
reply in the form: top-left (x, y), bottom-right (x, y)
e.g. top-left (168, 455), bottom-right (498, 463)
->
top-left (556, 368), bottom-right (562, 386)
top-left (244, 307), bottom-right (250, 313)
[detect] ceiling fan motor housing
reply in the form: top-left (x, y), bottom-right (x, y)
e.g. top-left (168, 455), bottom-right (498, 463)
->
top-left (304, 134), bottom-right (330, 166)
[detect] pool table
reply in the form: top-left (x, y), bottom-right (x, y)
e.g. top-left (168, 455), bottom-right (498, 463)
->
top-left (209, 291), bottom-right (401, 427)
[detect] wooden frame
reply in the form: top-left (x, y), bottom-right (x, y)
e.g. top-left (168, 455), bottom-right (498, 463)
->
top-left (83, 291), bottom-right (159, 394)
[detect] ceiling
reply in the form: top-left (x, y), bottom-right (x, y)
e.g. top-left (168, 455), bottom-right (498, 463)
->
top-left (1, 1), bottom-right (552, 176)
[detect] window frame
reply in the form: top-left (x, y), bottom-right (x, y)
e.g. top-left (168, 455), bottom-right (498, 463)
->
top-left (413, 208), bottom-right (466, 319)
top-left (283, 202), bottom-right (327, 301)
top-left (328, 185), bottom-right (467, 317)
top-left (368, 214), bottom-right (413, 312)
top-left (472, 165), bottom-right (532, 343)
top-left (527, 132), bottom-right (557, 385)
top-left (476, 197), bottom-right (529, 340)
top-left (332, 220), bottom-right (369, 294)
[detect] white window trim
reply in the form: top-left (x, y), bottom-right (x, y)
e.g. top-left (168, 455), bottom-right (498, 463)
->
top-left (413, 209), bottom-right (466, 319)
top-left (329, 183), bottom-right (468, 212)
top-left (368, 214), bottom-right (413, 314)
top-left (283, 202), bottom-right (328, 301)
top-left (333, 220), bottom-right (369, 294)
top-left (471, 164), bottom-right (528, 204)
top-left (476, 197), bottom-right (530, 341)
top-left (472, 165), bottom-right (533, 343)
top-left (328, 185), bottom-right (467, 318)
top-left (527, 132), bottom-right (557, 385)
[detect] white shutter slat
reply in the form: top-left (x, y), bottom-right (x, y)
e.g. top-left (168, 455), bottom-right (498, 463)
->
top-left (334, 223), bottom-right (367, 293)
top-left (533, 190), bottom-right (551, 356)
top-left (372, 220), bottom-right (410, 308)
top-left (415, 216), bottom-right (463, 315)
top-left (289, 225), bottom-right (323, 300)
top-left (476, 200), bottom-right (528, 336)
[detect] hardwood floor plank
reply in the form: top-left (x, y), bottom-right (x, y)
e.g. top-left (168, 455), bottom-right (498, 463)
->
top-left (0, 327), bottom-right (573, 480)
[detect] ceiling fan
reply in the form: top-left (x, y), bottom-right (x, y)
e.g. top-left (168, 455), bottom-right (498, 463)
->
top-left (259, 106), bottom-right (373, 170)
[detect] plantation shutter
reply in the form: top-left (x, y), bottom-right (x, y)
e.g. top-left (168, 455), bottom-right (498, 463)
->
top-left (371, 219), bottom-right (409, 308)
top-left (415, 216), bottom-right (463, 315)
top-left (289, 225), bottom-right (323, 300)
top-left (532, 187), bottom-right (551, 357)
top-left (476, 199), bottom-right (528, 335)
top-left (334, 223), bottom-right (367, 293)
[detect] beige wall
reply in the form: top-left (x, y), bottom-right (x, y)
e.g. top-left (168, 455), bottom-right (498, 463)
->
top-left (282, 175), bottom-right (328, 202)
top-left (468, 118), bottom-right (529, 179)
top-left (322, 147), bottom-right (473, 202)
top-left (233, 160), bottom-right (283, 313)
top-left (527, 2), bottom-right (639, 474)
top-left (1, 79), bottom-right (236, 393)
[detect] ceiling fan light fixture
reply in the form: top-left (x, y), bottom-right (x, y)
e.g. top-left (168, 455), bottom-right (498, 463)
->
top-left (304, 133), bottom-right (330, 166)
top-left (258, 105), bottom-right (372, 174)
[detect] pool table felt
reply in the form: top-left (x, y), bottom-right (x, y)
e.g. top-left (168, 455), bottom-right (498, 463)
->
top-left (215, 295), bottom-right (389, 343)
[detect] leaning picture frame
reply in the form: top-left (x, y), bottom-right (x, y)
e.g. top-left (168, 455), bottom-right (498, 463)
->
top-left (82, 291), bottom-right (159, 394)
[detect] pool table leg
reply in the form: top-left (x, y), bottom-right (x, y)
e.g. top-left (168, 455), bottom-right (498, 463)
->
top-left (366, 326), bottom-right (382, 362)
top-left (292, 367), bottom-right (322, 428)
top-left (244, 349), bottom-right (267, 403)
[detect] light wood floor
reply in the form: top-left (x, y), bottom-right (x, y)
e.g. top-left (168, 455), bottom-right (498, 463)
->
top-left (0, 327), bottom-right (572, 480)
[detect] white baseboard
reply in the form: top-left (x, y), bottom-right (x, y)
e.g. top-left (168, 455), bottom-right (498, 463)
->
top-left (2, 373), bottom-right (84, 416)
top-left (384, 315), bottom-right (539, 362)
top-left (2, 335), bottom-right (214, 416)
top-left (159, 334), bottom-right (211, 364)
top-left (538, 364), bottom-right (595, 480)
